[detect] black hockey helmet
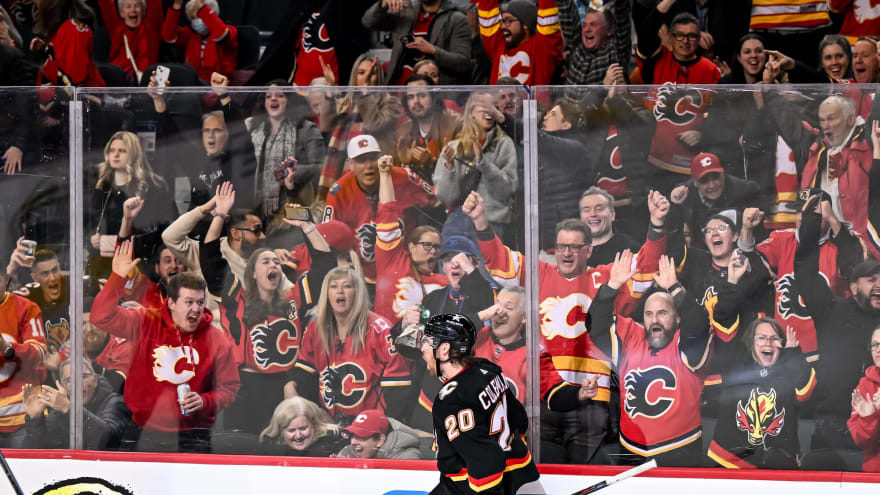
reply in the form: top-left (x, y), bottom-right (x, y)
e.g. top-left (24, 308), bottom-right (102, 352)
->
top-left (423, 313), bottom-right (476, 355)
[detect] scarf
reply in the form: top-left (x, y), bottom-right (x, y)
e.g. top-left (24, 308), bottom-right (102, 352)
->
top-left (252, 118), bottom-right (297, 217)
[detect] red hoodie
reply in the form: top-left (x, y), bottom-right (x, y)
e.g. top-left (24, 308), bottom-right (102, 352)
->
top-left (91, 273), bottom-right (239, 432)
top-left (849, 365), bottom-right (880, 473)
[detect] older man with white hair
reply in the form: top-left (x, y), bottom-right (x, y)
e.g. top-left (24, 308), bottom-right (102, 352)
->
top-left (765, 87), bottom-right (878, 257)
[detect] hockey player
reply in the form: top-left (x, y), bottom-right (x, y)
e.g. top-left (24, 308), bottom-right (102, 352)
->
top-left (420, 313), bottom-right (539, 494)
top-left (589, 253), bottom-right (712, 466)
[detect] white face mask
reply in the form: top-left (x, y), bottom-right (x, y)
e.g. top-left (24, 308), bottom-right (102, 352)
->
top-left (191, 18), bottom-right (209, 36)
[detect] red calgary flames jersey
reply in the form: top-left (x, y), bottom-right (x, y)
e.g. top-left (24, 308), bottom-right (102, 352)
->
top-left (756, 229), bottom-right (850, 359)
top-left (611, 315), bottom-right (707, 457)
top-left (478, 233), bottom-right (664, 402)
top-left (374, 200), bottom-right (448, 321)
top-left (477, 0), bottom-right (563, 85)
top-left (0, 293), bottom-right (48, 432)
top-left (644, 81), bottom-right (716, 175)
top-left (323, 167), bottom-right (435, 284)
top-left (294, 312), bottom-right (411, 418)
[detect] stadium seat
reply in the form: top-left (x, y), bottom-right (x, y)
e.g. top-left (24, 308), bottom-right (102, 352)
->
top-left (235, 25), bottom-right (261, 70)
top-left (217, 0), bottom-right (247, 26)
top-left (243, 0), bottom-right (286, 32)
top-left (94, 25), bottom-right (111, 63)
top-left (138, 63), bottom-right (201, 87)
top-left (96, 62), bottom-right (130, 88)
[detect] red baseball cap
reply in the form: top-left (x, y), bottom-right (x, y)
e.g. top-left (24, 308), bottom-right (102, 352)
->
top-left (690, 152), bottom-right (724, 181)
top-left (315, 220), bottom-right (358, 252)
top-left (344, 409), bottom-right (389, 437)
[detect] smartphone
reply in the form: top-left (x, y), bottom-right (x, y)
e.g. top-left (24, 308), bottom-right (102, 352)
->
top-left (284, 204), bottom-right (311, 222)
top-left (273, 157), bottom-right (297, 182)
top-left (400, 34), bottom-right (415, 45)
top-left (155, 65), bottom-right (170, 95)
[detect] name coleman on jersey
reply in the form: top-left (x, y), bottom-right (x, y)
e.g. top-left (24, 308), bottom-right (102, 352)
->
top-left (478, 374), bottom-right (510, 410)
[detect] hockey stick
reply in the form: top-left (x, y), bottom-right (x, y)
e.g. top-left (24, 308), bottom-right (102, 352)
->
top-left (569, 459), bottom-right (658, 495)
top-left (0, 449), bottom-right (24, 495)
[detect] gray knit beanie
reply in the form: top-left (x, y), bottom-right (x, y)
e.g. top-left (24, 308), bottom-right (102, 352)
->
top-left (502, 0), bottom-right (538, 34)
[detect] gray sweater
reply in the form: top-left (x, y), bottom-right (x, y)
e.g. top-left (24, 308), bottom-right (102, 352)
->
top-left (433, 126), bottom-right (518, 225)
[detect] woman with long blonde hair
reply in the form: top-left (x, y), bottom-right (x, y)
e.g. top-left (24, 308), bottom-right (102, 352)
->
top-left (433, 92), bottom-right (518, 242)
top-left (88, 131), bottom-right (175, 255)
top-left (259, 397), bottom-right (344, 457)
top-left (289, 267), bottom-right (411, 423)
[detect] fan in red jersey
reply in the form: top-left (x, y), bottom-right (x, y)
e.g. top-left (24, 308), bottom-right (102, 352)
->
top-left (473, 286), bottom-right (527, 403)
top-left (291, 267), bottom-right (411, 423)
top-left (0, 269), bottom-right (48, 448)
top-left (476, 0), bottom-right (563, 85)
top-left (589, 253), bottom-right (713, 466)
top-left (91, 241), bottom-right (239, 452)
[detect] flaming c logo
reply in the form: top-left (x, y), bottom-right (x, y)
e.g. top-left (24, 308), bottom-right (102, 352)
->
top-left (736, 387), bottom-right (785, 446)
top-left (34, 477), bottom-right (133, 495)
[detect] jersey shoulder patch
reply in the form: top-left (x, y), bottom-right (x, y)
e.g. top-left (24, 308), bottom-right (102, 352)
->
top-left (438, 380), bottom-right (459, 401)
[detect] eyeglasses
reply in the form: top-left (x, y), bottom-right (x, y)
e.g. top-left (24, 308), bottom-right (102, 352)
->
top-left (671, 32), bottom-right (700, 42)
top-left (555, 243), bottom-right (587, 253)
top-left (870, 342), bottom-right (880, 351)
top-left (415, 242), bottom-right (441, 253)
top-left (755, 335), bottom-right (783, 346)
top-left (500, 16), bottom-right (519, 26)
top-left (61, 373), bottom-right (95, 387)
top-left (701, 225), bottom-right (729, 235)
top-left (234, 225), bottom-right (264, 235)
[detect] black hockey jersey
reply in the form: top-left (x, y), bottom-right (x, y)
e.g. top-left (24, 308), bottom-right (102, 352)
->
top-left (13, 279), bottom-right (70, 352)
top-left (431, 359), bottom-right (539, 494)
top-left (706, 348), bottom-right (816, 469)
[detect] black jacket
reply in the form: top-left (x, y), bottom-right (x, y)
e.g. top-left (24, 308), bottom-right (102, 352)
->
top-left (675, 173), bottom-right (762, 233)
top-left (24, 376), bottom-right (129, 450)
top-left (157, 99), bottom-right (257, 212)
top-left (794, 211), bottom-right (880, 420)
top-left (536, 127), bottom-right (595, 250)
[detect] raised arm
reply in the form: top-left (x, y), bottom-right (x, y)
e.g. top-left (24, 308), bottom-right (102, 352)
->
top-left (590, 250), bottom-right (637, 359)
top-left (90, 241), bottom-right (146, 341)
top-left (793, 198), bottom-right (835, 328)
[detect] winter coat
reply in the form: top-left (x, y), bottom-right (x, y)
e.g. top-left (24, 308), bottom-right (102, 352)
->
top-left (24, 376), bottom-right (129, 450)
top-left (536, 127), bottom-right (595, 249)
top-left (336, 418), bottom-right (423, 459)
top-left (795, 212), bottom-right (880, 422)
top-left (767, 91), bottom-right (878, 258)
top-left (362, 0), bottom-right (471, 85)
top-left (676, 173), bottom-right (762, 233)
top-left (246, 105), bottom-right (327, 214)
top-left (433, 126), bottom-right (518, 225)
top-left (848, 365), bottom-right (880, 473)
